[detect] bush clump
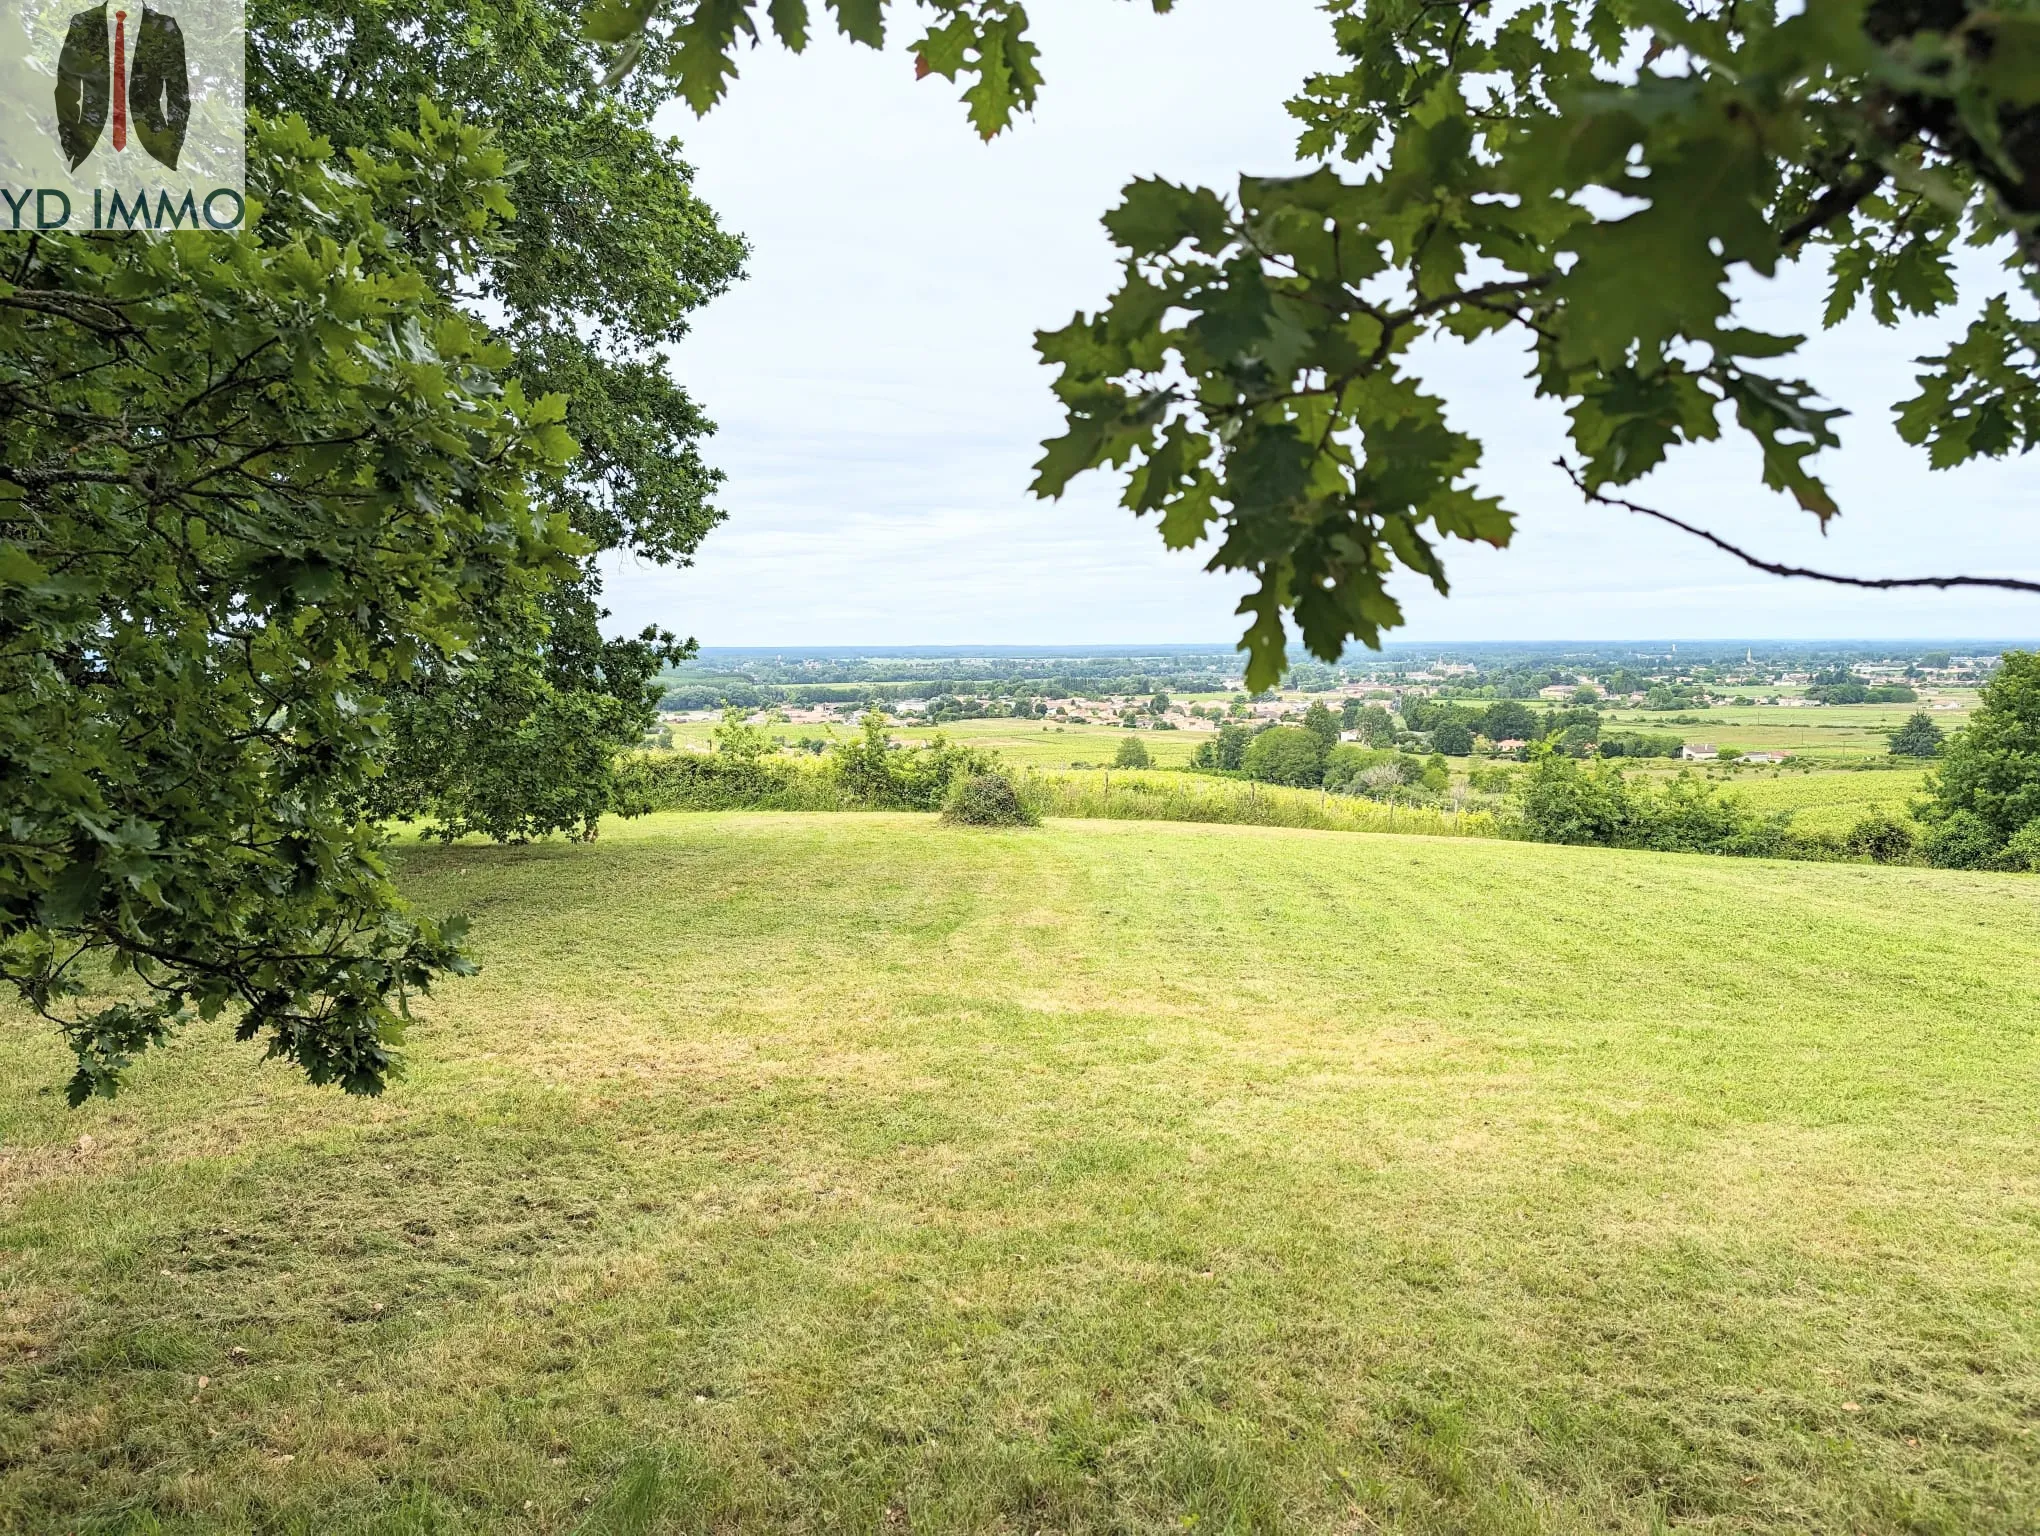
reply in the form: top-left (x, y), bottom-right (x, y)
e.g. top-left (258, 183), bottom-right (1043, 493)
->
top-left (1845, 813), bottom-right (1918, 865)
top-left (941, 772), bottom-right (1039, 828)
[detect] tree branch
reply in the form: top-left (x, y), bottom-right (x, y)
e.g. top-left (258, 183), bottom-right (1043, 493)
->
top-left (1778, 163), bottom-right (1889, 249)
top-left (1558, 460), bottom-right (2040, 595)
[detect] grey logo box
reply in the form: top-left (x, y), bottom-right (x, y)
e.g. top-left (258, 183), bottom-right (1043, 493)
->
top-left (2, 0), bottom-right (243, 229)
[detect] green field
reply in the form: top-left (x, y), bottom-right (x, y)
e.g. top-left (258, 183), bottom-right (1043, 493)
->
top-left (663, 716), bottom-right (1211, 771)
top-left (6, 814), bottom-right (2039, 1533)
top-left (1714, 768), bottom-right (1933, 835)
top-left (1602, 699), bottom-right (1972, 761)
top-left (890, 718), bottom-right (1207, 769)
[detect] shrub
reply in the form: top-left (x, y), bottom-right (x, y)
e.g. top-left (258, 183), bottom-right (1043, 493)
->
top-left (1845, 813), bottom-right (1918, 864)
top-left (1022, 770), bottom-right (1494, 838)
top-left (1514, 757), bottom-right (1791, 857)
top-left (1114, 737), bottom-right (1152, 769)
top-left (1920, 810), bottom-right (2004, 870)
top-left (613, 719), bottom-right (995, 816)
top-left (2004, 819), bottom-right (2040, 873)
top-left (611, 752), bottom-right (845, 814)
top-left (942, 772), bottom-right (1039, 827)
top-left (1517, 758), bottom-right (1641, 846)
top-left (831, 713), bottom-right (996, 809)
top-left (1468, 763), bottom-right (1517, 794)
top-left (1322, 745), bottom-right (1422, 795)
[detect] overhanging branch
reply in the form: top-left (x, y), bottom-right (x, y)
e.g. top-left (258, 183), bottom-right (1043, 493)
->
top-left (1558, 460), bottom-right (2040, 596)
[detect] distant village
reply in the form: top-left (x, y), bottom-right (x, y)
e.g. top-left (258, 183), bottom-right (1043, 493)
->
top-left (656, 647), bottom-right (1994, 761)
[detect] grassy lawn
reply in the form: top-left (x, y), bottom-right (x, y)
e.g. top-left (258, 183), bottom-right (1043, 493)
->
top-left (5, 815), bottom-right (2040, 1533)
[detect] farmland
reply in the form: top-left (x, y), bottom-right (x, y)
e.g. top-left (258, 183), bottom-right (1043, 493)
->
top-left (6, 814), bottom-right (2040, 1532)
top-left (1601, 697), bottom-right (1974, 762)
top-left (1719, 767), bottom-right (1934, 835)
top-left (661, 713), bottom-right (1221, 771)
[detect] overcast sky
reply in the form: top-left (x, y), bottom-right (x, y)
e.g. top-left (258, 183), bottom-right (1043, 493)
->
top-left (603, 0), bottom-right (2040, 648)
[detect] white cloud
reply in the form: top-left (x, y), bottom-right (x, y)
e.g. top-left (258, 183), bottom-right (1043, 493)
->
top-left (605, 0), bottom-right (2040, 647)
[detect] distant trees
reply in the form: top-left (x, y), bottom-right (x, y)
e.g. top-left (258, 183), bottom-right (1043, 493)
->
top-left (1809, 680), bottom-right (1917, 704)
top-left (1242, 727), bottom-right (1325, 788)
top-left (1597, 732), bottom-right (1686, 760)
top-left (713, 707), bottom-right (774, 761)
top-left (1191, 724), bottom-right (1254, 773)
top-left (1478, 701), bottom-right (1539, 743)
top-left (1644, 683), bottom-right (1710, 712)
top-left (1804, 667), bottom-right (1917, 704)
top-left (1322, 746), bottom-right (1426, 796)
top-left (1352, 705), bottom-right (1396, 747)
top-left (1149, 693), bottom-right (1171, 715)
top-left (1113, 737), bottom-right (1153, 770)
top-left (1303, 700), bottom-right (1341, 752)
top-left (1889, 712), bottom-right (1947, 759)
top-left (1432, 722), bottom-right (1475, 757)
top-left (1919, 652), bottom-right (2040, 869)
top-left (1555, 721), bottom-right (1602, 759)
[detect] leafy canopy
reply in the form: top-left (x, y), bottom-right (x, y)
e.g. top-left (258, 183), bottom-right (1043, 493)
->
top-left (1921, 650), bottom-right (2040, 859)
top-left (7, 0), bottom-right (749, 1101)
top-left (255, 0), bottom-right (748, 842)
top-left (624, 0), bottom-right (2040, 687)
top-left (1, 109), bottom-right (580, 1103)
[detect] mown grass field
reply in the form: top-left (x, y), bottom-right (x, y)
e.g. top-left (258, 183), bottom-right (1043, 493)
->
top-left (5, 814), bottom-right (2040, 1533)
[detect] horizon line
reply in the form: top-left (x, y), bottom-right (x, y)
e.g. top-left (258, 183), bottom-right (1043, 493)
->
top-left (684, 638), bottom-right (2036, 653)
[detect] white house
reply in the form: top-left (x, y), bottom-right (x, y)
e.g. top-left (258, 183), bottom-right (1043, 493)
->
top-left (1680, 742), bottom-right (1718, 761)
top-left (1739, 751), bottom-right (1787, 765)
